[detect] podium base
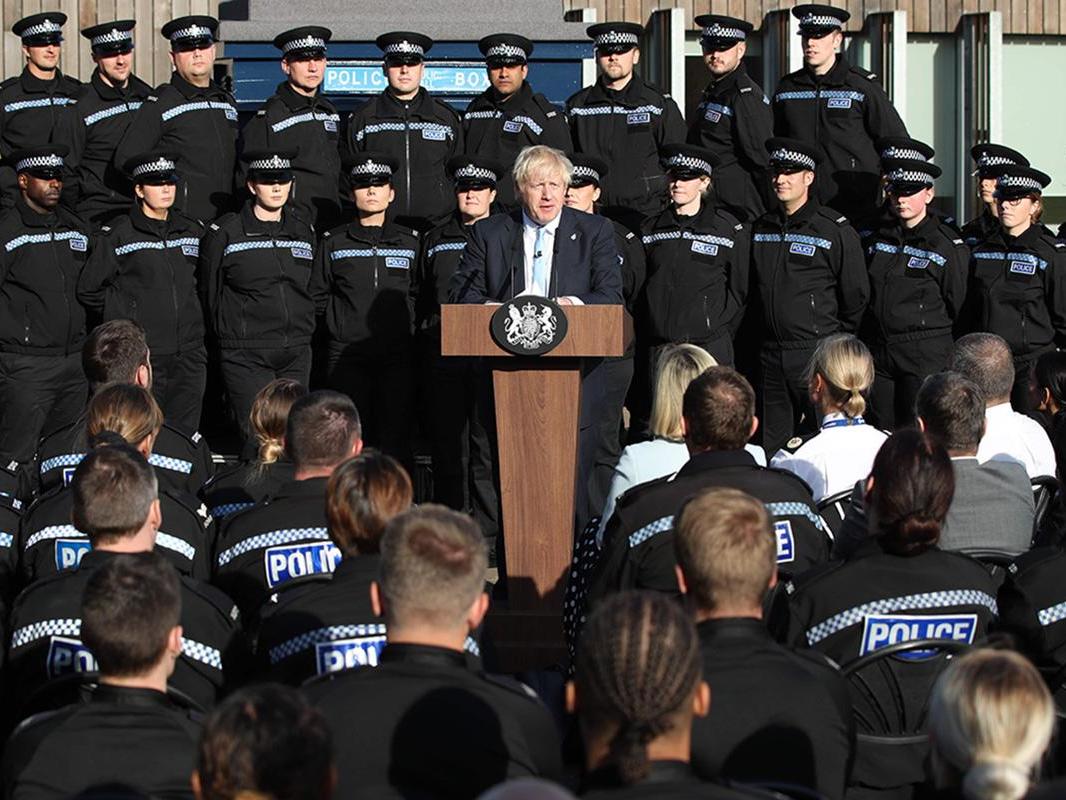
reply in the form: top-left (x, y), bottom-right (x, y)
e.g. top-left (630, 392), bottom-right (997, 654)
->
top-left (484, 603), bottom-right (568, 673)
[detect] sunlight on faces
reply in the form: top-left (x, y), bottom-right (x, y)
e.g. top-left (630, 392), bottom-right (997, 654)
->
top-left (488, 63), bottom-right (527, 97)
top-left (997, 195), bottom-right (1040, 233)
top-left (979, 177), bottom-right (998, 207)
top-left (518, 167), bottom-right (567, 225)
top-left (24, 43), bottom-right (60, 70)
top-left (801, 30), bottom-right (841, 71)
top-left (456, 186), bottom-right (496, 221)
top-left (353, 181), bottom-right (395, 214)
top-left (597, 48), bottom-right (638, 82)
top-left (702, 41), bottom-right (745, 77)
top-left (889, 185), bottom-right (933, 223)
top-left (668, 174), bottom-right (709, 208)
top-left (385, 61), bottom-right (423, 97)
top-left (772, 168), bottom-right (814, 204)
top-left (282, 54), bottom-right (325, 93)
top-left (135, 182), bottom-right (176, 213)
top-left (20, 173), bottom-right (61, 210)
top-left (564, 183), bottom-right (600, 214)
top-left (247, 179), bottom-right (293, 212)
top-left (170, 43), bottom-right (215, 84)
top-left (94, 49), bottom-right (133, 85)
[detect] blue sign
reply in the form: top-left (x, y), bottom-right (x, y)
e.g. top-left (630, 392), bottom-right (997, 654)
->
top-left (48, 636), bottom-right (97, 678)
top-left (859, 613), bottom-right (977, 660)
top-left (315, 635), bottom-right (387, 674)
top-left (774, 521), bottom-right (795, 564)
top-left (264, 541), bottom-right (342, 588)
top-left (325, 61), bottom-right (490, 95)
top-left (55, 538), bottom-right (91, 571)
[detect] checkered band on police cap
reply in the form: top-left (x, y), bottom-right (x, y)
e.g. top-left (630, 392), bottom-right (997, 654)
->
top-left (249, 154), bottom-right (291, 171)
top-left (169, 24), bottom-right (212, 41)
top-left (595, 30), bottom-right (639, 46)
top-left (454, 163), bottom-right (496, 182)
top-left (998, 174), bottom-right (1043, 192)
top-left (885, 168), bottom-right (933, 185)
top-left (666, 153), bottom-right (712, 175)
top-left (16, 153), bottom-right (63, 172)
top-left (485, 42), bottom-right (526, 59)
top-left (131, 156), bottom-right (175, 176)
top-left (572, 164), bottom-right (601, 183)
top-left (978, 153), bottom-right (1017, 169)
top-left (351, 160), bottom-right (392, 177)
top-left (282, 35), bottom-right (325, 53)
top-left (799, 13), bottom-right (842, 28)
top-left (770, 147), bottom-right (816, 170)
top-left (21, 19), bottom-right (62, 38)
top-left (91, 28), bottom-right (132, 47)
top-left (701, 22), bottom-right (746, 40)
top-left (383, 40), bottom-right (423, 55)
top-left (881, 146), bottom-right (926, 161)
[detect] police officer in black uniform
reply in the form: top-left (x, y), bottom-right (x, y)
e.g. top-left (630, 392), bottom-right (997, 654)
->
top-left (0, 145), bottom-right (89, 468)
top-left (0, 13), bottom-right (80, 206)
top-left (463, 33), bottom-right (572, 209)
top-left (566, 22), bottom-right (685, 228)
top-left (687, 15), bottom-right (773, 224)
top-left (199, 149), bottom-right (316, 446)
top-left (772, 5), bottom-right (907, 221)
top-left (116, 16), bottom-right (237, 222)
top-left (311, 154), bottom-right (420, 467)
top-left (751, 138), bottom-right (869, 453)
top-left (240, 26), bottom-right (344, 233)
top-left (53, 20), bottom-right (152, 227)
top-left (346, 31), bottom-right (464, 231)
top-left (861, 158), bottom-right (968, 429)
top-left (78, 152), bottom-right (206, 430)
top-left (855, 136), bottom-right (950, 236)
top-left (961, 144), bottom-right (1029, 247)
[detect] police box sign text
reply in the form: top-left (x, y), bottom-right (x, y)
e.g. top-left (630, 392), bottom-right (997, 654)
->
top-left (325, 62), bottom-right (491, 95)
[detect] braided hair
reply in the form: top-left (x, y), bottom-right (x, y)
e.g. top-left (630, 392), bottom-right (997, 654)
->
top-left (575, 592), bottom-right (702, 785)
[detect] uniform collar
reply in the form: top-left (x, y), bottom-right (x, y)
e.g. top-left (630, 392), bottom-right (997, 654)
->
top-left (804, 54), bottom-right (850, 85)
top-left (380, 642), bottom-right (470, 669)
top-left (19, 65), bottom-right (63, 94)
top-left (277, 79), bottom-right (332, 111)
top-left (14, 195), bottom-right (59, 228)
top-left (770, 198), bottom-right (819, 228)
top-left (91, 68), bottom-right (131, 101)
top-left (666, 200), bottom-right (716, 229)
top-left (343, 220), bottom-right (406, 244)
top-left (379, 86), bottom-right (433, 117)
top-left (587, 75), bottom-right (643, 104)
top-left (677, 448), bottom-right (756, 476)
top-left (696, 616), bottom-right (771, 643)
top-left (583, 761), bottom-right (698, 792)
top-left (333, 552), bottom-right (380, 580)
top-left (997, 222), bottom-right (1044, 249)
top-left (170, 71), bottom-right (222, 99)
top-left (271, 476), bottom-right (329, 499)
top-left (522, 208), bottom-right (562, 235)
top-left (239, 201), bottom-right (295, 236)
top-left (707, 62), bottom-right (746, 93)
top-left (91, 683), bottom-right (177, 710)
top-left (130, 203), bottom-right (172, 237)
top-left (487, 80), bottom-right (533, 109)
top-left (77, 548), bottom-right (125, 571)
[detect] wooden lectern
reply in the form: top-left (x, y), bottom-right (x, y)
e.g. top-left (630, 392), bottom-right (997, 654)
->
top-left (441, 304), bottom-right (632, 670)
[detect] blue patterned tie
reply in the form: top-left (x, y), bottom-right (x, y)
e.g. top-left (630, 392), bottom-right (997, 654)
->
top-left (531, 226), bottom-right (547, 295)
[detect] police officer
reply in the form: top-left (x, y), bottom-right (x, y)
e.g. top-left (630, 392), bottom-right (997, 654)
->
top-left (750, 138), bottom-right (869, 453)
top-left (199, 149), bottom-right (316, 446)
top-left (463, 33), bottom-right (572, 208)
top-left (311, 154), bottom-right (420, 468)
top-left (856, 136), bottom-right (954, 235)
top-left (566, 22), bottom-right (685, 227)
top-left (772, 4), bottom-right (907, 221)
top-left (0, 13), bottom-right (80, 206)
top-left (0, 145), bottom-right (89, 468)
top-left (963, 164), bottom-right (1066, 410)
top-left (78, 152), bottom-right (206, 431)
top-left (861, 158), bottom-right (968, 429)
top-left (687, 15), bottom-right (773, 223)
top-left (116, 16), bottom-right (237, 222)
top-left (240, 26), bottom-right (344, 233)
top-left (962, 144), bottom-right (1029, 247)
top-left (53, 20), bottom-right (152, 227)
top-left (347, 31), bottom-right (463, 231)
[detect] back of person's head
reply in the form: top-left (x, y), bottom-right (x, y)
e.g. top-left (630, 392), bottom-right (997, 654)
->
top-left (83, 320), bottom-right (150, 391)
top-left (916, 372), bottom-right (987, 453)
top-left (574, 592), bottom-right (702, 785)
top-left (194, 684), bottom-right (335, 800)
top-left (285, 391), bottom-right (361, 472)
top-left (250, 379), bottom-right (308, 466)
top-left (476, 779), bottom-right (577, 800)
top-left (80, 551), bottom-right (180, 678)
top-left (681, 366), bottom-right (755, 452)
top-left (929, 649), bottom-right (1054, 800)
top-left (867, 429), bottom-right (954, 556)
top-left (1034, 351), bottom-right (1066, 411)
top-left (378, 505), bottom-right (487, 631)
top-left (806, 333), bottom-right (875, 419)
top-left (86, 383), bottom-right (164, 450)
top-left (675, 487), bottom-right (775, 614)
top-left (72, 443), bottom-right (159, 545)
top-left (326, 450), bottom-right (413, 558)
top-left (951, 334), bottom-right (1015, 405)
top-left (649, 344), bottom-right (716, 439)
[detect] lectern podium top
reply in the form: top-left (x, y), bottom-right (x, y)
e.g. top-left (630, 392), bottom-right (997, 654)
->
top-left (440, 304), bottom-right (631, 358)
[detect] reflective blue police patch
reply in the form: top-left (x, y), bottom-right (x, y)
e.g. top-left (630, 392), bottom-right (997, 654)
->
top-left (292, 247), bottom-right (313, 260)
top-left (704, 108), bottom-right (721, 123)
top-left (224, 108), bottom-right (239, 122)
top-left (859, 613), bottom-right (977, 659)
top-left (62, 466), bottom-right (77, 486)
top-left (826, 98), bottom-right (852, 109)
top-left (47, 636), bottom-right (97, 678)
top-left (774, 521), bottom-right (795, 564)
top-left (907, 256), bottom-right (929, 270)
top-left (182, 244), bottom-right (199, 257)
top-left (1010, 260), bottom-right (1036, 276)
top-left (264, 541), bottom-right (342, 588)
top-left (627, 112), bottom-right (651, 125)
top-left (422, 128), bottom-right (446, 141)
top-left (789, 242), bottom-right (816, 257)
top-left (691, 241), bottom-right (719, 257)
top-left (385, 257), bottom-right (410, 269)
top-left (503, 120), bottom-right (523, 134)
top-left (55, 538), bottom-right (91, 571)
top-left (315, 635), bottom-right (387, 674)
top-left (69, 238), bottom-right (87, 252)
top-left (323, 119), bottom-right (338, 133)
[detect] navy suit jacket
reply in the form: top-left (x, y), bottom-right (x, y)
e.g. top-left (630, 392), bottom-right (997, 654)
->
top-left (448, 206), bottom-right (623, 305)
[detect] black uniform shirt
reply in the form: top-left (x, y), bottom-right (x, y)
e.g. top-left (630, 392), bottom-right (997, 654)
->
top-left (2, 684), bottom-right (200, 800)
top-left (78, 204), bottom-right (205, 354)
top-left (6, 549), bottom-right (245, 719)
top-left (750, 199), bottom-right (869, 348)
top-left (997, 546), bottom-right (1066, 691)
top-left (580, 761), bottom-right (760, 799)
top-left (961, 208), bottom-right (999, 248)
top-left (417, 214), bottom-right (474, 341)
top-left (0, 492), bottom-right (22, 607)
top-left (566, 76), bottom-right (685, 219)
top-left (200, 459), bottom-right (295, 522)
top-left (0, 67), bottom-right (80, 159)
top-left (304, 642), bottom-right (563, 799)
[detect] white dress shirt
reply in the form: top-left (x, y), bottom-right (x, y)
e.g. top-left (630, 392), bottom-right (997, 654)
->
top-left (518, 211), bottom-right (581, 304)
top-left (977, 402), bottom-right (1057, 479)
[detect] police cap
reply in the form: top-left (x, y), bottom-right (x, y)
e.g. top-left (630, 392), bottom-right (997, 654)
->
top-left (273, 26), bottom-right (331, 60)
top-left (10, 145), bottom-right (69, 179)
top-left (12, 12), bottom-right (66, 46)
top-left (161, 15), bottom-right (218, 52)
top-left (479, 34), bottom-right (533, 67)
top-left (376, 31), bottom-right (432, 66)
top-left (660, 144), bottom-right (718, 180)
top-left (766, 137), bottom-right (820, 173)
top-left (123, 150), bottom-right (180, 185)
top-left (346, 152), bottom-right (398, 188)
top-left (792, 4), bottom-right (849, 37)
top-left (447, 155), bottom-right (503, 191)
top-left (243, 149), bottom-right (298, 183)
top-left (586, 22), bottom-right (643, 55)
top-left (568, 154), bottom-right (609, 188)
top-left (882, 158), bottom-right (942, 196)
top-left (694, 15), bottom-right (753, 52)
top-left (971, 143), bottom-right (1030, 178)
top-left (992, 165), bottom-right (1051, 200)
top-left (877, 136), bottom-right (935, 163)
top-left (81, 20), bottom-right (134, 56)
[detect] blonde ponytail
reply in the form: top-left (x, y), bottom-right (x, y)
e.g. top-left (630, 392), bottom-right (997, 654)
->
top-left (805, 334), bottom-right (874, 420)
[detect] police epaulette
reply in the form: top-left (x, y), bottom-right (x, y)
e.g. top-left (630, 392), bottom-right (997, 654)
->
top-left (0, 76), bottom-right (17, 89)
top-left (734, 222), bottom-right (744, 231)
top-left (209, 223), bottom-right (220, 231)
top-left (739, 86), bottom-right (752, 93)
top-left (952, 238), bottom-right (964, 245)
top-left (625, 231), bottom-right (635, 240)
top-left (835, 216), bottom-right (848, 224)
top-left (181, 574), bottom-right (242, 622)
top-left (410, 229), bottom-right (420, 238)
top-left (780, 431), bottom-right (815, 454)
top-left (532, 93), bottom-right (561, 118)
top-left (323, 230), bottom-right (332, 238)
top-left (146, 95), bottom-right (159, 102)
top-left (255, 109), bottom-right (266, 116)
top-left (101, 226), bottom-right (111, 233)
top-left (483, 672), bottom-right (541, 701)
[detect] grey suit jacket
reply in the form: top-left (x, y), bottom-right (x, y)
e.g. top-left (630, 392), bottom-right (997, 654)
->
top-left (939, 458), bottom-right (1034, 555)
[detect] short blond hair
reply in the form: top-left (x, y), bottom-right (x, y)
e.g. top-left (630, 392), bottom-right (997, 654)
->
top-left (805, 333), bottom-right (875, 419)
top-left (512, 145), bottom-right (573, 191)
top-left (649, 344), bottom-right (717, 438)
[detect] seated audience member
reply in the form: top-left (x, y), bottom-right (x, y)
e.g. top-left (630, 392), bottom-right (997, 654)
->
top-left (951, 333), bottom-right (1056, 478)
top-left (587, 367), bottom-right (828, 614)
top-left (193, 684), bottom-right (335, 800)
top-left (8, 444), bottom-right (246, 719)
top-left (928, 649), bottom-right (1054, 800)
top-left (3, 552), bottom-right (201, 799)
top-left (597, 344), bottom-right (765, 545)
top-left (771, 334), bottom-right (888, 502)
top-left (1032, 350), bottom-right (1066, 479)
top-left (777, 429), bottom-right (1000, 797)
top-left (201, 379), bottom-right (307, 521)
top-left (213, 390), bottom-right (362, 620)
top-left (20, 384), bottom-right (213, 585)
top-left (257, 451), bottom-right (414, 684)
top-left (305, 505), bottom-right (562, 798)
top-left (569, 591), bottom-right (755, 799)
top-left (675, 487), bottom-right (852, 798)
top-left (35, 319), bottom-right (214, 498)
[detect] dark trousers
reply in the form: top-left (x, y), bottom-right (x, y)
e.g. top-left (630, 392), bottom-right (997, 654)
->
top-left (1013, 353), bottom-right (1046, 415)
top-left (151, 346), bottom-right (208, 433)
top-left (582, 355), bottom-right (634, 527)
top-left (759, 345), bottom-right (817, 455)
top-left (868, 334), bottom-right (953, 431)
top-left (0, 351), bottom-right (86, 465)
top-left (220, 345), bottom-right (312, 445)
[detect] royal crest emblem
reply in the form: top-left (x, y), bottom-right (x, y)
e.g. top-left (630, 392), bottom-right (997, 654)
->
top-left (490, 296), bottom-right (569, 356)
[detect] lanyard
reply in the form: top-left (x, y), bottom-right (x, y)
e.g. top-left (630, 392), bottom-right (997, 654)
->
top-left (822, 416), bottom-right (865, 430)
